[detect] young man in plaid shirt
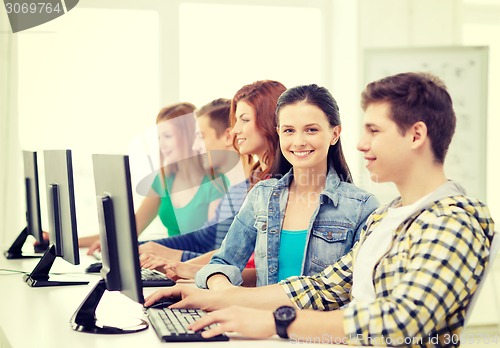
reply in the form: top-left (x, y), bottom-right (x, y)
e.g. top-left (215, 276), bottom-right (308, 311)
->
top-left (145, 72), bottom-right (495, 346)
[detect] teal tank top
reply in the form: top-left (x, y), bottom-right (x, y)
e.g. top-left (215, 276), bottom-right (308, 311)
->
top-left (278, 229), bottom-right (308, 281)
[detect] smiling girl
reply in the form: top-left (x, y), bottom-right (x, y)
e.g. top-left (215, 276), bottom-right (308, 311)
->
top-left (80, 103), bottom-right (228, 253)
top-left (195, 84), bottom-right (379, 289)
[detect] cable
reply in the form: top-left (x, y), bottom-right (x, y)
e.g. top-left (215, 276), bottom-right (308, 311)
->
top-left (0, 268), bottom-right (29, 275)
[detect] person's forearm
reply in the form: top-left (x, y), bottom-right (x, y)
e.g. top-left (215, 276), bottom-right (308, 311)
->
top-left (78, 235), bottom-right (99, 247)
top-left (287, 309), bottom-right (346, 342)
top-left (135, 195), bottom-right (160, 235)
top-left (221, 284), bottom-right (294, 310)
top-left (207, 273), bottom-right (234, 290)
top-left (135, 209), bottom-right (157, 235)
top-left (186, 249), bottom-right (218, 265)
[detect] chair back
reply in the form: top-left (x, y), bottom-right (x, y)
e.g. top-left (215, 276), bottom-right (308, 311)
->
top-left (464, 230), bottom-right (500, 326)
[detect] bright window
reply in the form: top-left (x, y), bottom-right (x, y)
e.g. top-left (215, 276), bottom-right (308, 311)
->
top-left (17, 8), bottom-right (160, 234)
top-left (179, 3), bottom-right (323, 105)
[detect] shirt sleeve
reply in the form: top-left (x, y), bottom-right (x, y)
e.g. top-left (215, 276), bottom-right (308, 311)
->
top-left (343, 213), bottom-right (490, 345)
top-left (195, 186), bottom-right (258, 288)
top-left (279, 248), bottom-right (355, 310)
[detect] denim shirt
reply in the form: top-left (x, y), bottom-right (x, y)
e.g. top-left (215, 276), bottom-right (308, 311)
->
top-left (195, 167), bottom-right (379, 288)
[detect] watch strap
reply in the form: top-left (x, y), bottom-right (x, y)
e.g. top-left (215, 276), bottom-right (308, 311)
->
top-left (276, 323), bottom-right (289, 339)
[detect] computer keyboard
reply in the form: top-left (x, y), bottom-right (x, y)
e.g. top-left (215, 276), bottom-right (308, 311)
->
top-left (86, 263), bottom-right (174, 287)
top-left (140, 268), bottom-right (176, 287)
top-left (146, 306), bottom-right (229, 342)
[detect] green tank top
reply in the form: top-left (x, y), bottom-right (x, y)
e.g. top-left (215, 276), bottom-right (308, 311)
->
top-left (151, 173), bottom-right (228, 237)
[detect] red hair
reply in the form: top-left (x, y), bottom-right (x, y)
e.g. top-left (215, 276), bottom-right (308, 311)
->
top-left (229, 80), bottom-right (286, 186)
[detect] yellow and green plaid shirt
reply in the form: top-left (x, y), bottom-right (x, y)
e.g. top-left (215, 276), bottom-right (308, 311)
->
top-left (280, 195), bottom-right (495, 347)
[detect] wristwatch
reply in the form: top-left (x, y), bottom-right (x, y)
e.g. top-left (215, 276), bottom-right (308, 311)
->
top-left (273, 305), bottom-right (296, 339)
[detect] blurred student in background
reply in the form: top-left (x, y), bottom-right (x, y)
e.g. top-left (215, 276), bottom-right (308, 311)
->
top-left (81, 102), bottom-right (227, 253)
top-left (138, 81), bottom-right (287, 273)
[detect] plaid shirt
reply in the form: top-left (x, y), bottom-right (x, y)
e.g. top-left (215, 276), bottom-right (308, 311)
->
top-left (280, 195), bottom-right (495, 347)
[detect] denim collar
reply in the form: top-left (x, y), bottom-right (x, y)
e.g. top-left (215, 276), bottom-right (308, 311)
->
top-left (275, 166), bottom-right (341, 207)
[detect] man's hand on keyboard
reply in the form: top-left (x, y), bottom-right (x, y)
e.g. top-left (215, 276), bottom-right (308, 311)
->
top-left (87, 241), bottom-right (101, 255)
top-left (163, 260), bottom-right (203, 281)
top-left (138, 242), bottom-right (183, 260)
top-left (144, 284), bottom-right (224, 312)
top-left (140, 253), bottom-right (169, 273)
top-left (189, 306), bottom-right (275, 339)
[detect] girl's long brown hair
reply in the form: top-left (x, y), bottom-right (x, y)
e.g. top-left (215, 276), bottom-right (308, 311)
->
top-left (229, 80), bottom-right (286, 187)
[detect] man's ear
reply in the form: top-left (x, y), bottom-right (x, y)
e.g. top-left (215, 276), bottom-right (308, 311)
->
top-left (410, 121), bottom-right (428, 149)
top-left (223, 128), bottom-right (234, 147)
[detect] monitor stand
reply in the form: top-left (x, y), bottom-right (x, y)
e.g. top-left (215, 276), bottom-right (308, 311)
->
top-left (71, 279), bottom-right (149, 334)
top-left (4, 227), bottom-right (49, 259)
top-left (23, 244), bottom-right (89, 287)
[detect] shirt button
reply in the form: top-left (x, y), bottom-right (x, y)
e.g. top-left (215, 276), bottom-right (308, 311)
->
top-left (261, 223), bottom-right (267, 230)
top-left (327, 231), bottom-right (333, 240)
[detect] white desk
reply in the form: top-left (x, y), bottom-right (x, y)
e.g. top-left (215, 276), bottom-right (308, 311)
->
top-left (0, 250), bottom-right (341, 348)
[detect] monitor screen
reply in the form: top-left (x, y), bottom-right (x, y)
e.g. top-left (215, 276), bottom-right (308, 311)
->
top-left (23, 151), bottom-right (44, 244)
top-left (4, 150), bottom-right (48, 259)
top-left (70, 154), bottom-right (147, 334)
top-left (93, 154), bottom-right (143, 304)
top-left (23, 149), bottom-right (88, 287)
top-left (44, 149), bottom-right (80, 265)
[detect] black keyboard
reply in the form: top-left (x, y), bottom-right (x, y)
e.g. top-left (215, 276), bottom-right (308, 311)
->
top-left (146, 306), bottom-right (229, 342)
top-left (86, 262), bottom-right (174, 287)
top-left (141, 268), bottom-right (175, 287)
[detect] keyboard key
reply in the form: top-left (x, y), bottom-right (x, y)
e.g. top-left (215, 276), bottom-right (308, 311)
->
top-left (145, 307), bottom-right (229, 342)
top-left (141, 268), bottom-right (176, 287)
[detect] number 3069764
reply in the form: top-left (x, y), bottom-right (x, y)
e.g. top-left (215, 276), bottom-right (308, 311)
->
top-left (5, 2), bottom-right (62, 14)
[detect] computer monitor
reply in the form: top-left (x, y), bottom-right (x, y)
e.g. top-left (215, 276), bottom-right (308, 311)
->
top-left (23, 149), bottom-right (88, 287)
top-left (4, 151), bottom-right (49, 259)
top-left (70, 154), bottom-right (148, 334)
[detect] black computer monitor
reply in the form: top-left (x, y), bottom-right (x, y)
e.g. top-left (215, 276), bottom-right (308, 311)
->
top-left (4, 151), bottom-right (49, 259)
top-left (70, 154), bottom-right (148, 334)
top-left (23, 150), bottom-right (88, 287)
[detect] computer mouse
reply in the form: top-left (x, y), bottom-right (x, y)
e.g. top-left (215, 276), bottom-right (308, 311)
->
top-left (85, 262), bottom-right (102, 273)
top-left (145, 297), bottom-right (181, 309)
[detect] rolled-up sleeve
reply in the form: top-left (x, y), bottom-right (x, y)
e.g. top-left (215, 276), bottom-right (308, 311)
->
top-left (195, 264), bottom-right (243, 288)
top-left (279, 249), bottom-right (355, 310)
top-left (195, 187), bottom-right (259, 289)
